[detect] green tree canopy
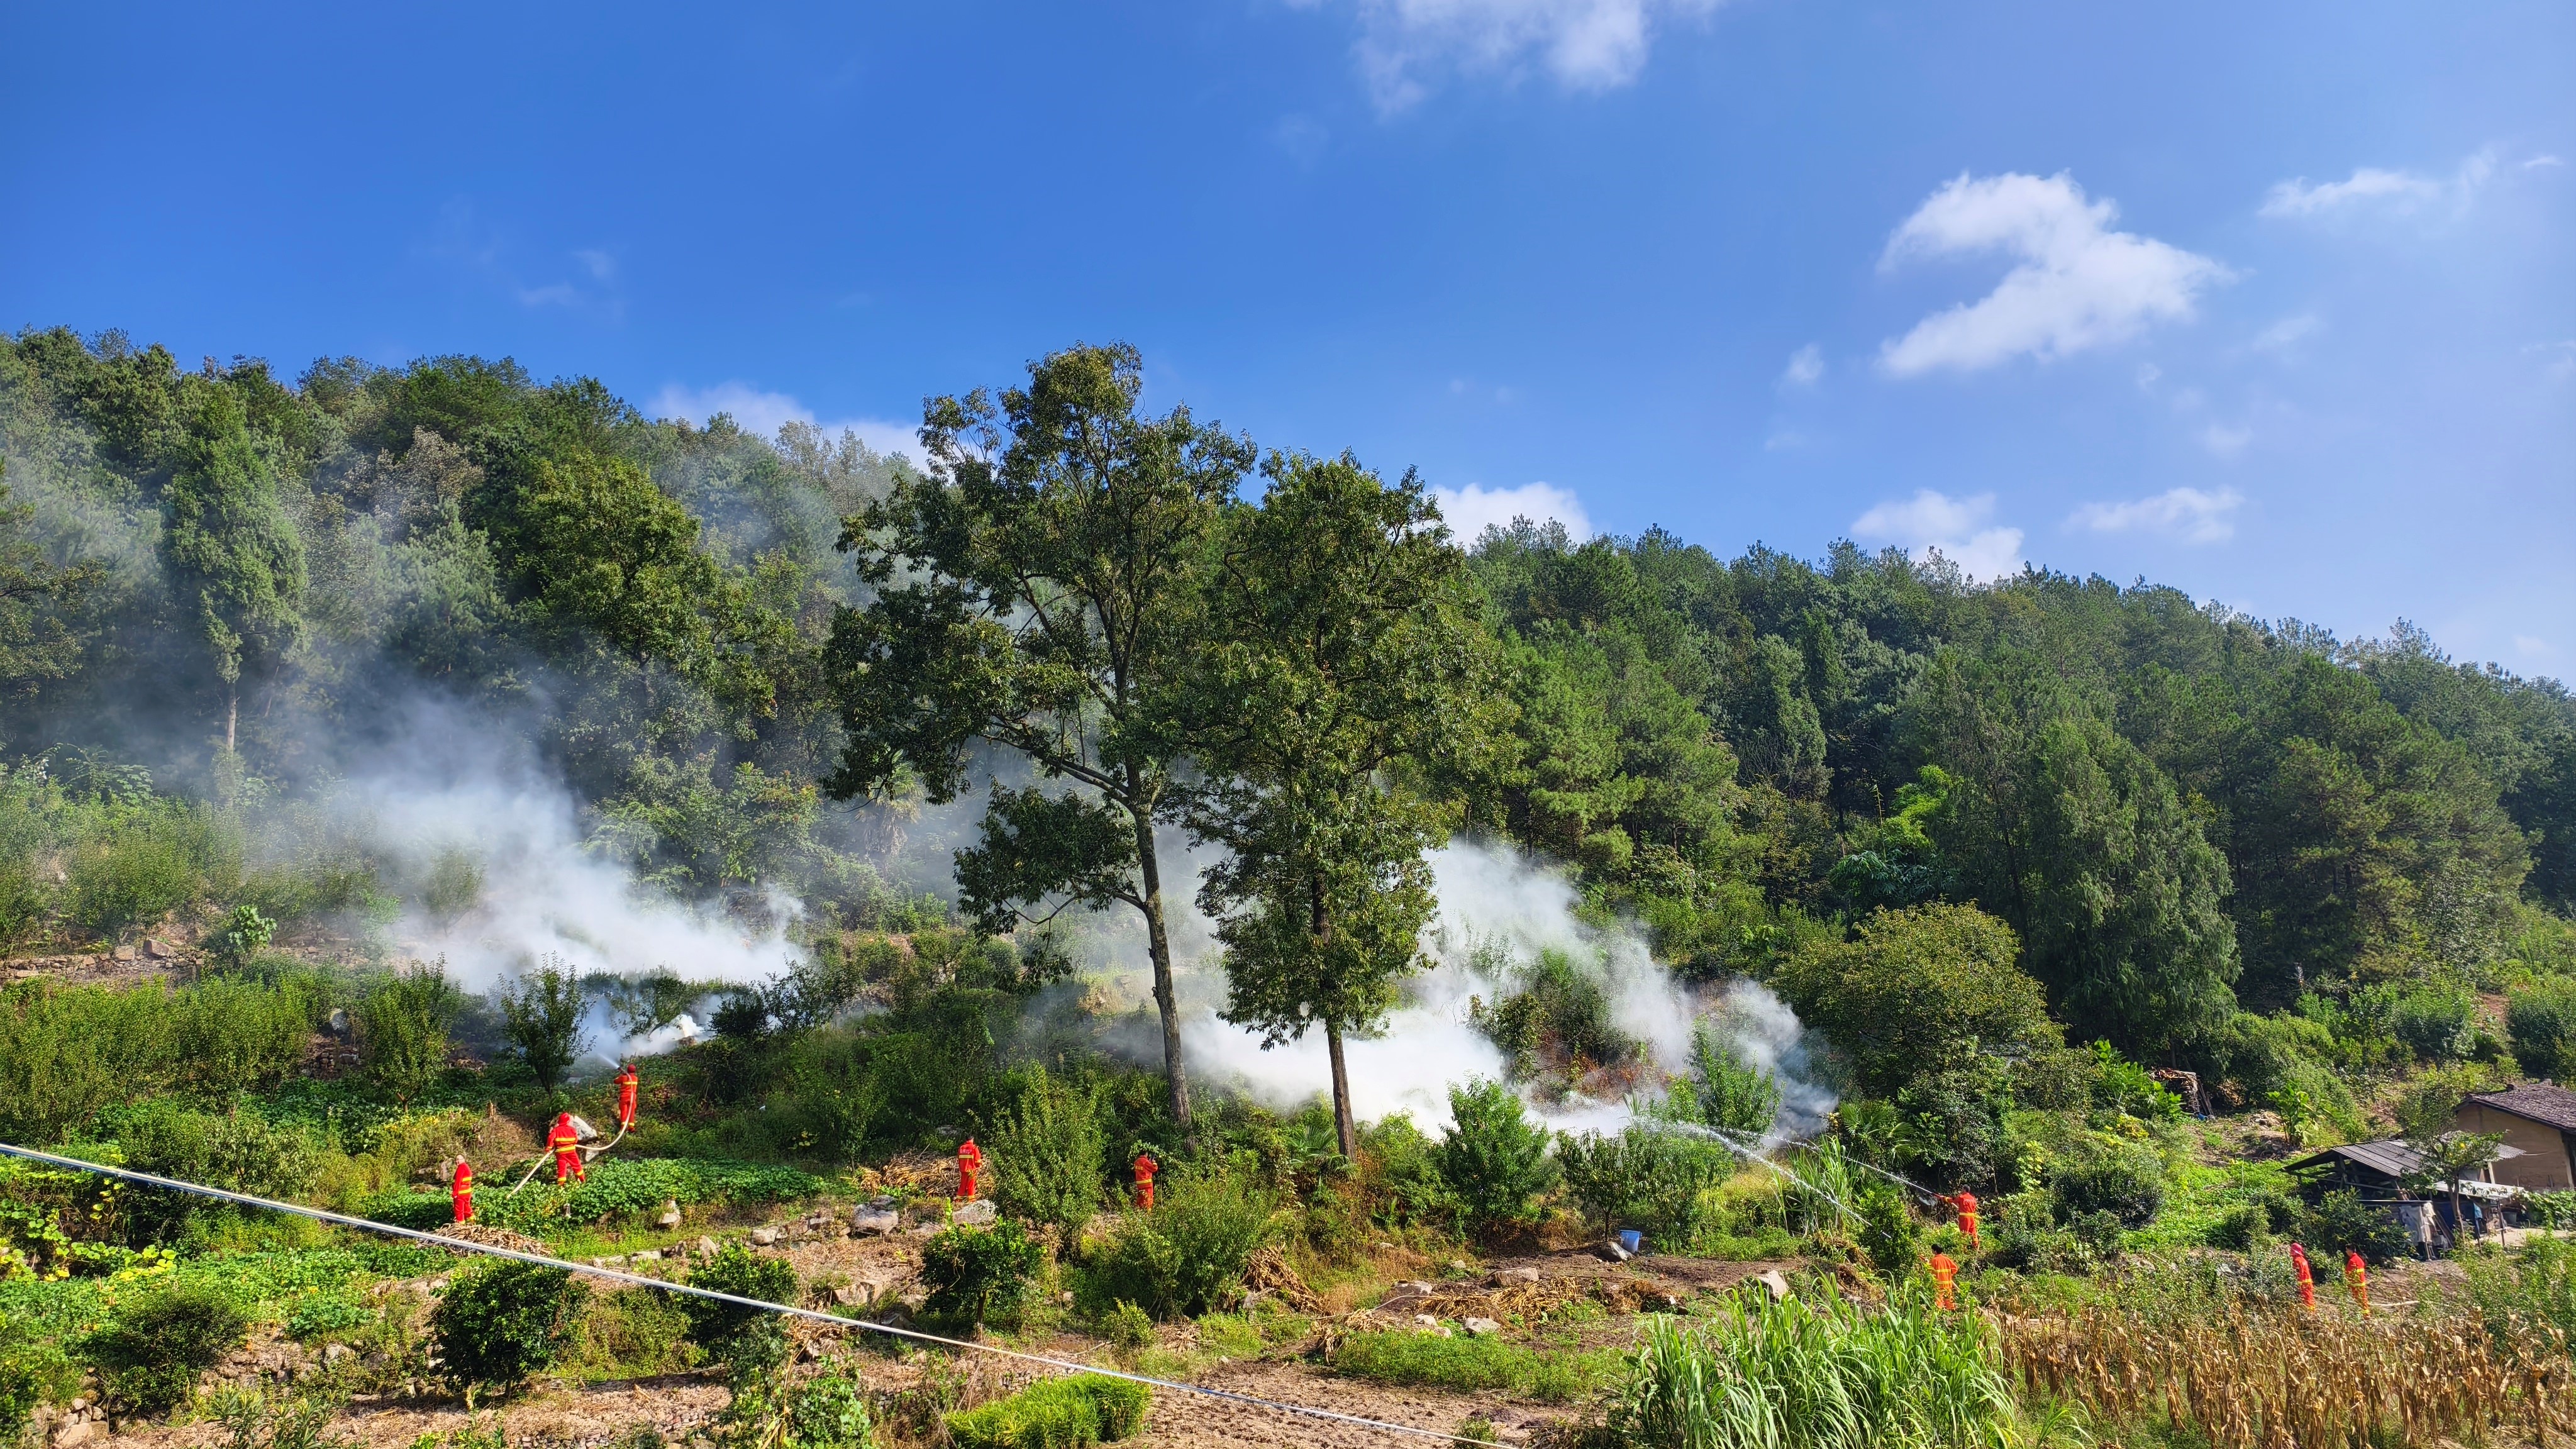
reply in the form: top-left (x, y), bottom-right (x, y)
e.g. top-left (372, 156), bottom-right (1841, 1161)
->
top-left (826, 342), bottom-right (1253, 1124)
top-left (1774, 901), bottom-right (2060, 1098)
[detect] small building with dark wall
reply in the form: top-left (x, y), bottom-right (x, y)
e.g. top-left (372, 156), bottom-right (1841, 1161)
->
top-left (2454, 1084), bottom-right (2576, 1193)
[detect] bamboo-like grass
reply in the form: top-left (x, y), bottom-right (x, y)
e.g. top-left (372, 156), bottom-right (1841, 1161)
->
top-left (1606, 1292), bottom-right (2038, 1449)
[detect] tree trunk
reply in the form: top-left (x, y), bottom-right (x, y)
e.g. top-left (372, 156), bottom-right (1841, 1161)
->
top-left (225, 686), bottom-right (238, 753)
top-left (1131, 811), bottom-right (1192, 1126)
top-left (1326, 1018), bottom-right (1357, 1162)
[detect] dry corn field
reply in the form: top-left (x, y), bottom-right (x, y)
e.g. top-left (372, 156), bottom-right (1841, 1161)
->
top-left (1997, 1306), bottom-right (2576, 1449)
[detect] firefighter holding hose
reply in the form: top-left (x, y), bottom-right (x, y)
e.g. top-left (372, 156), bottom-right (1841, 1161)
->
top-left (550, 1111), bottom-right (586, 1184)
top-left (1132, 1151), bottom-right (1158, 1211)
top-left (1938, 1191), bottom-right (1980, 1252)
top-left (615, 1062), bottom-right (640, 1134)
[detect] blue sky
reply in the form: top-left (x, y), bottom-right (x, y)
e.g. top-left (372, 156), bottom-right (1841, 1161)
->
top-left (4, 1), bottom-right (2569, 669)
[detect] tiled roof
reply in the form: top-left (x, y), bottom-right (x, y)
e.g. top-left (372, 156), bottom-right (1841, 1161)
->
top-left (2467, 1084), bottom-right (2576, 1134)
top-left (2291, 1139), bottom-right (2428, 1179)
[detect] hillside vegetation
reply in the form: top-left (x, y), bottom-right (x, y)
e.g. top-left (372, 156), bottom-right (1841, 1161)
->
top-left (4, 328), bottom-right (2576, 1448)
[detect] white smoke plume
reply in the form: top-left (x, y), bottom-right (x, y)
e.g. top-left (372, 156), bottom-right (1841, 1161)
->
top-left (1175, 836), bottom-right (1836, 1137)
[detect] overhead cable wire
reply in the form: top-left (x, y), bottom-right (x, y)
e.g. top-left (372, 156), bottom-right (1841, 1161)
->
top-left (0, 1142), bottom-right (1491, 1445)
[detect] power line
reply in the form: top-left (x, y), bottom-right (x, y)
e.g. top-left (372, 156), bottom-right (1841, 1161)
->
top-left (0, 1143), bottom-right (1496, 1445)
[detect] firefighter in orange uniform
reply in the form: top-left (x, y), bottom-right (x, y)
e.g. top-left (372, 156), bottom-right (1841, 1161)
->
top-left (451, 1158), bottom-right (474, 1224)
top-left (2345, 1250), bottom-right (2370, 1314)
top-left (1132, 1152), bottom-right (1158, 1211)
top-left (550, 1111), bottom-right (586, 1184)
top-left (1928, 1251), bottom-right (1958, 1311)
top-left (955, 1137), bottom-right (982, 1201)
top-left (615, 1062), bottom-right (640, 1133)
top-left (2289, 1242), bottom-right (2317, 1310)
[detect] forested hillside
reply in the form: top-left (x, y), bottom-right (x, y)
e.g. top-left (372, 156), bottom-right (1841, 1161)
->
top-left (5, 325), bottom-right (2573, 1095)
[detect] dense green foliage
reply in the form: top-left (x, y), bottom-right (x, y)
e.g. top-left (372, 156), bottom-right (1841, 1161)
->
top-left (942, 1372), bottom-right (1148, 1449)
top-left (1077, 1168), bottom-right (1274, 1321)
top-left (919, 1220), bottom-right (1046, 1328)
top-left (1433, 1077), bottom-right (1557, 1237)
top-left (682, 1242), bottom-right (800, 1371)
top-left (428, 1261), bottom-right (587, 1394)
top-left (81, 1282), bottom-right (248, 1416)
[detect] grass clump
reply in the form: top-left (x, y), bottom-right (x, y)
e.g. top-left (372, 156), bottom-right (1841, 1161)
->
top-left (1330, 1330), bottom-right (1606, 1402)
top-left (943, 1372), bottom-right (1148, 1449)
top-left (1606, 1293), bottom-right (2019, 1449)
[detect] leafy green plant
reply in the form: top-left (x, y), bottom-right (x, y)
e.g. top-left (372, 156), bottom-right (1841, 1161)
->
top-left (780, 1363), bottom-right (879, 1448)
top-left (681, 1243), bottom-right (799, 1372)
top-left (65, 802), bottom-right (225, 935)
top-left (988, 1064), bottom-right (1105, 1248)
top-left (360, 961), bottom-right (461, 1103)
top-left (1, 1314), bottom-right (79, 1440)
top-left (942, 1373), bottom-right (1148, 1449)
top-left (1687, 1025), bottom-right (1781, 1136)
top-left (921, 1220), bottom-right (1046, 1328)
top-left (211, 904), bottom-right (277, 969)
top-left (1079, 1167), bottom-right (1275, 1320)
top-left (1433, 1077), bottom-right (1556, 1239)
top-left (1096, 1301), bottom-right (1154, 1350)
top-left (82, 1282), bottom-right (250, 1416)
top-left (428, 1262), bottom-right (588, 1394)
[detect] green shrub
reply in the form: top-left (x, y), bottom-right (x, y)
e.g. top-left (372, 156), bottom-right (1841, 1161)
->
top-left (2389, 981), bottom-right (2480, 1064)
top-left (497, 957), bottom-right (589, 1096)
top-left (922, 1220), bottom-right (1046, 1328)
top-left (1434, 1079), bottom-right (1556, 1239)
top-left (2463, 1231), bottom-right (2576, 1345)
top-left (2301, 1189), bottom-right (2408, 1268)
top-left (429, 1262), bottom-right (589, 1394)
top-left (65, 802), bottom-right (225, 934)
top-left (0, 979), bottom-right (172, 1144)
top-left (1684, 1026), bottom-right (1780, 1137)
top-left (681, 1243), bottom-right (800, 1370)
top-left (782, 1363), bottom-right (880, 1448)
top-left (211, 904), bottom-right (277, 969)
top-left (1473, 947), bottom-right (1638, 1077)
top-left (988, 1064), bottom-right (1104, 1247)
top-left (1096, 1301), bottom-right (1154, 1349)
top-left (2048, 1144), bottom-right (2166, 1228)
top-left (0, 1315), bottom-right (79, 1443)
top-left (169, 976), bottom-right (316, 1096)
top-left (114, 1099), bottom-right (325, 1236)
top-left (943, 1373), bottom-right (1148, 1449)
top-left (2086, 1041), bottom-right (2182, 1122)
top-left (1606, 1294), bottom-right (2021, 1449)
top-left (1079, 1168), bottom-right (1274, 1321)
top-left (2207, 1204), bottom-right (2272, 1252)
top-left (82, 1282), bottom-right (249, 1416)
top-left (1356, 1114), bottom-right (1452, 1231)
top-left (1855, 1181), bottom-right (1918, 1276)
top-left (2508, 979), bottom-right (2576, 1083)
top-left (1556, 1125), bottom-right (1734, 1246)
top-left (1771, 902), bottom-right (2058, 1099)
top-left (2526, 1191), bottom-right (2576, 1230)
top-left (360, 962), bottom-right (462, 1103)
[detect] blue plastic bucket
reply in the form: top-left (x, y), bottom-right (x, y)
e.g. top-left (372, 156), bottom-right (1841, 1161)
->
top-left (1617, 1229), bottom-right (1643, 1255)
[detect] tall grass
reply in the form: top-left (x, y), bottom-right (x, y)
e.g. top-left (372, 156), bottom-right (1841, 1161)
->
top-left (1606, 1294), bottom-right (2023, 1449)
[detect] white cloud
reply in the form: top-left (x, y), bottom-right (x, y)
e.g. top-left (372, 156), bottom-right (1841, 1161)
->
top-left (2260, 149), bottom-right (2498, 220)
top-left (1431, 480), bottom-right (1592, 541)
top-left (2515, 635), bottom-right (2555, 659)
top-left (1782, 343), bottom-right (1824, 386)
top-left (1850, 489), bottom-right (2024, 581)
top-left (2527, 155), bottom-right (2566, 170)
top-left (2068, 486), bottom-right (2245, 543)
top-left (1877, 173), bottom-right (2228, 376)
top-left (573, 248), bottom-right (617, 282)
top-left (650, 382), bottom-right (918, 462)
top-left (2248, 314), bottom-right (2321, 353)
top-left (2528, 341), bottom-right (2576, 384)
top-left (2197, 423), bottom-right (2253, 457)
top-left (1335, 0), bottom-right (1721, 113)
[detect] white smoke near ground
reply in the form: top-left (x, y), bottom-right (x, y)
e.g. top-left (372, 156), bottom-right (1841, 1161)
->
top-left (303, 697), bottom-right (808, 1064)
top-left (1174, 835), bottom-right (1838, 1138)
